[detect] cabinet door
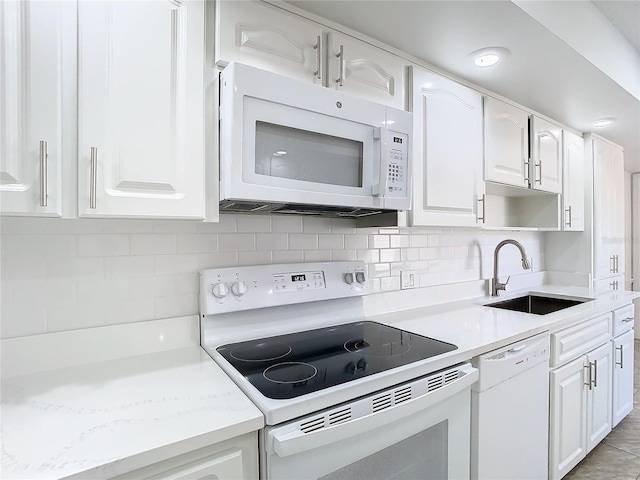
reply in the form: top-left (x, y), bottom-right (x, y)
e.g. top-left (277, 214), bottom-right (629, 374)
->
top-left (562, 130), bottom-right (584, 231)
top-left (530, 116), bottom-right (562, 193)
top-left (1, 0), bottom-right (64, 216)
top-left (484, 97), bottom-right (529, 188)
top-left (586, 342), bottom-right (612, 451)
top-left (216, 0), bottom-right (323, 85)
top-left (78, 0), bottom-right (205, 218)
top-left (593, 139), bottom-right (625, 278)
top-left (612, 330), bottom-right (635, 427)
top-left (409, 66), bottom-right (483, 227)
top-left (327, 31), bottom-right (405, 109)
top-left (549, 356), bottom-right (588, 480)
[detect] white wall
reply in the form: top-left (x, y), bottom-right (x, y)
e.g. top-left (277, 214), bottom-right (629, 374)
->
top-left (0, 216), bottom-right (544, 339)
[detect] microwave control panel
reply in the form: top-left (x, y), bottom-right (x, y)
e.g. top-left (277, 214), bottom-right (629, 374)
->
top-left (386, 131), bottom-right (409, 198)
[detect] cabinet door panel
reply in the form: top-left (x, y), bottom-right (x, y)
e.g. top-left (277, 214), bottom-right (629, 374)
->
top-left (0, 0), bottom-right (63, 216)
top-left (78, 0), bottom-right (204, 218)
top-left (327, 32), bottom-right (405, 109)
top-left (484, 97), bottom-right (529, 188)
top-left (586, 342), bottom-right (612, 451)
top-left (216, 0), bottom-right (322, 85)
top-left (562, 130), bottom-right (584, 231)
top-left (409, 66), bottom-right (483, 227)
top-left (612, 330), bottom-right (634, 427)
top-left (531, 116), bottom-right (562, 193)
top-left (593, 139), bottom-right (624, 279)
top-left (549, 356), bottom-right (588, 480)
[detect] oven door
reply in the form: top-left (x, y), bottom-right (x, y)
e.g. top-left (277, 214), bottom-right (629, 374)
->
top-left (220, 62), bottom-right (410, 210)
top-left (262, 363), bottom-right (478, 480)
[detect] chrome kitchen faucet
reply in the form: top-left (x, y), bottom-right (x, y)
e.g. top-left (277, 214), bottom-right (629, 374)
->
top-left (492, 239), bottom-right (532, 296)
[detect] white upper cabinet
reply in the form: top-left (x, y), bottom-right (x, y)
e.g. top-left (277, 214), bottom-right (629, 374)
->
top-left (327, 31), bottom-right (404, 109)
top-left (216, 1), bottom-right (404, 108)
top-left (409, 66), bottom-right (483, 227)
top-left (530, 116), bottom-right (562, 194)
top-left (592, 137), bottom-right (625, 280)
top-left (484, 97), bottom-right (530, 189)
top-left (77, 0), bottom-right (205, 218)
top-left (215, 0), bottom-right (323, 85)
top-left (1, 1), bottom-right (66, 216)
top-left (562, 130), bottom-right (584, 231)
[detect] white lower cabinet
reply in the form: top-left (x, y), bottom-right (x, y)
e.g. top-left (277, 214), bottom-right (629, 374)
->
top-left (111, 432), bottom-right (258, 480)
top-left (612, 329), bottom-right (635, 427)
top-left (548, 308), bottom-right (621, 480)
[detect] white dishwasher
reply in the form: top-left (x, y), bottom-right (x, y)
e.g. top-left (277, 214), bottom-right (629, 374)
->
top-left (471, 332), bottom-right (550, 480)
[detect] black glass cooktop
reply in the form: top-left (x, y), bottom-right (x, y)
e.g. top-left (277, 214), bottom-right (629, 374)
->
top-left (216, 321), bottom-right (457, 400)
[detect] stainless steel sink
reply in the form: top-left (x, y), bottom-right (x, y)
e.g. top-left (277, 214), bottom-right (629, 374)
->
top-left (486, 295), bottom-right (591, 315)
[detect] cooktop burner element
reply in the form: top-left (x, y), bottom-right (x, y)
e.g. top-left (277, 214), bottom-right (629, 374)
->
top-left (216, 321), bottom-right (457, 399)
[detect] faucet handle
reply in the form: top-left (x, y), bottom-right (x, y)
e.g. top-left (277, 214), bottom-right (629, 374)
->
top-left (504, 275), bottom-right (511, 286)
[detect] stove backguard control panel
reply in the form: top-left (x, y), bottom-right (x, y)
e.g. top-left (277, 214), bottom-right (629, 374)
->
top-left (200, 261), bottom-right (368, 315)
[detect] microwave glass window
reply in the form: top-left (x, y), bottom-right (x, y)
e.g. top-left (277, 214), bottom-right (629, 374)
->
top-left (255, 122), bottom-right (363, 187)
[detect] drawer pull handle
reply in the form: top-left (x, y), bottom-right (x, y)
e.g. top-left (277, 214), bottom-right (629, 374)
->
top-left (622, 317), bottom-right (634, 323)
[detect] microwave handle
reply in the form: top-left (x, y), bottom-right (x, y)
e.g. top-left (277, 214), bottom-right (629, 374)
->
top-left (372, 126), bottom-right (389, 197)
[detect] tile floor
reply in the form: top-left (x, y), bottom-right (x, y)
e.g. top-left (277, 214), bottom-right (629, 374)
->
top-left (565, 339), bottom-right (640, 480)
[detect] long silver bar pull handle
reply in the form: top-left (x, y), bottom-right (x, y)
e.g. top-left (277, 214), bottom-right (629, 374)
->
top-left (477, 194), bottom-right (486, 223)
top-left (336, 44), bottom-right (344, 87)
top-left (591, 360), bottom-right (598, 388)
top-left (535, 161), bottom-right (542, 184)
top-left (615, 345), bottom-right (624, 368)
top-left (610, 255), bottom-right (616, 274)
top-left (39, 141), bottom-right (48, 207)
top-left (584, 363), bottom-right (592, 390)
top-left (90, 147), bottom-right (98, 209)
top-left (615, 254), bottom-right (619, 273)
top-left (565, 206), bottom-right (572, 228)
top-left (314, 35), bottom-right (322, 80)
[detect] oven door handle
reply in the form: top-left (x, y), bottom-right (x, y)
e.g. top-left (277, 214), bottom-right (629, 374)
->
top-left (269, 364), bottom-right (478, 458)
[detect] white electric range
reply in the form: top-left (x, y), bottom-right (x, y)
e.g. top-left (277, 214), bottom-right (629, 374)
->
top-left (200, 261), bottom-right (478, 480)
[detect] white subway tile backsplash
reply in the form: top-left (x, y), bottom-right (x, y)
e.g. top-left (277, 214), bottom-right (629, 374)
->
top-left (218, 233), bottom-right (255, 252)
top-left (77, 234), bottom-right (129, 257)
top-left (304, 249), bottom-right (332, 262)
top-left (257, 233), bottom-right (288, 251)
top-left (319, 234), bottom-right (344, 250)
top-left (105, 256), bottom-right (154, 277)
top-left (289, 234), bottom-right (318, 250)
top-left (237, 214), bottom-right (271, 233)
top-left (176, 234), bottom-right (218, 254)
top-left (0, 217), bottom-right (546, 339)
top-left (272, 216), bottom-right (303, 233)
top-left (154, 254), bottom-right (199, 275)
top-left (131, 234), bottom-right (177, 255)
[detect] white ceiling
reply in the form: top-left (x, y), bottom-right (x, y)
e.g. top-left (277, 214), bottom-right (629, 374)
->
top-left (286, 0), bottom-right (640, 173)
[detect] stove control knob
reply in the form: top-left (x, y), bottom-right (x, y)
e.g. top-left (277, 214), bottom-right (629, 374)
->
top-left (212, 282), bottom-right (229, 299)
top-left (343, 273), bottom-right (355, 285)
top-left (231, 281), bottom-right (248, 297)
top-left (355, 272), bottom-right (366, 284)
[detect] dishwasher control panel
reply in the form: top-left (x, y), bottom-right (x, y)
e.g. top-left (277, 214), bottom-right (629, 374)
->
top-left (472, 332), bottom-right (550, 391)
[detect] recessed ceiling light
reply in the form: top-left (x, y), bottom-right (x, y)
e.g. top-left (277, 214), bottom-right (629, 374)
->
top-left (475, 54), bottom-right (500, 67)
top-left (468, 47), bottom-right (510, 68)
top-left (593, 118), bottom-right (614, 128)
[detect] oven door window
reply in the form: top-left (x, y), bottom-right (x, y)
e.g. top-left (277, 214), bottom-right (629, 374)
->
top-left (255, 121), bottom-right (363, 188)
top-left (243, 97), bottom-right (378, 196)
top-left (319, 421), bottom-right (447, 480)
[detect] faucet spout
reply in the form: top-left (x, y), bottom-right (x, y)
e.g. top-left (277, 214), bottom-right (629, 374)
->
top-left (492, 239), bottom-right (531, 296)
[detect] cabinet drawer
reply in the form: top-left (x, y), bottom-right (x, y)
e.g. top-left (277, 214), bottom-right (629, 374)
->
top-left (613, 304), bottom-right (635, 337)
top-left (551, 313), bottom-right (612, 367)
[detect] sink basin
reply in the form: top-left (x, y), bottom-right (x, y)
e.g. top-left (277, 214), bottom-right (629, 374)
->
top-left (486, 295), bottom-right (590, 315)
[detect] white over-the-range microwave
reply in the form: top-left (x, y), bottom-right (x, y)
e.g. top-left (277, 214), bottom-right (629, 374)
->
top-left (219, 62), bottom-right (413, 218)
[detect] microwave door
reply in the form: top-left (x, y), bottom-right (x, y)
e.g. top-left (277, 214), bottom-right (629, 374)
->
top-left (230, 96), bottom-right (385, 209)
